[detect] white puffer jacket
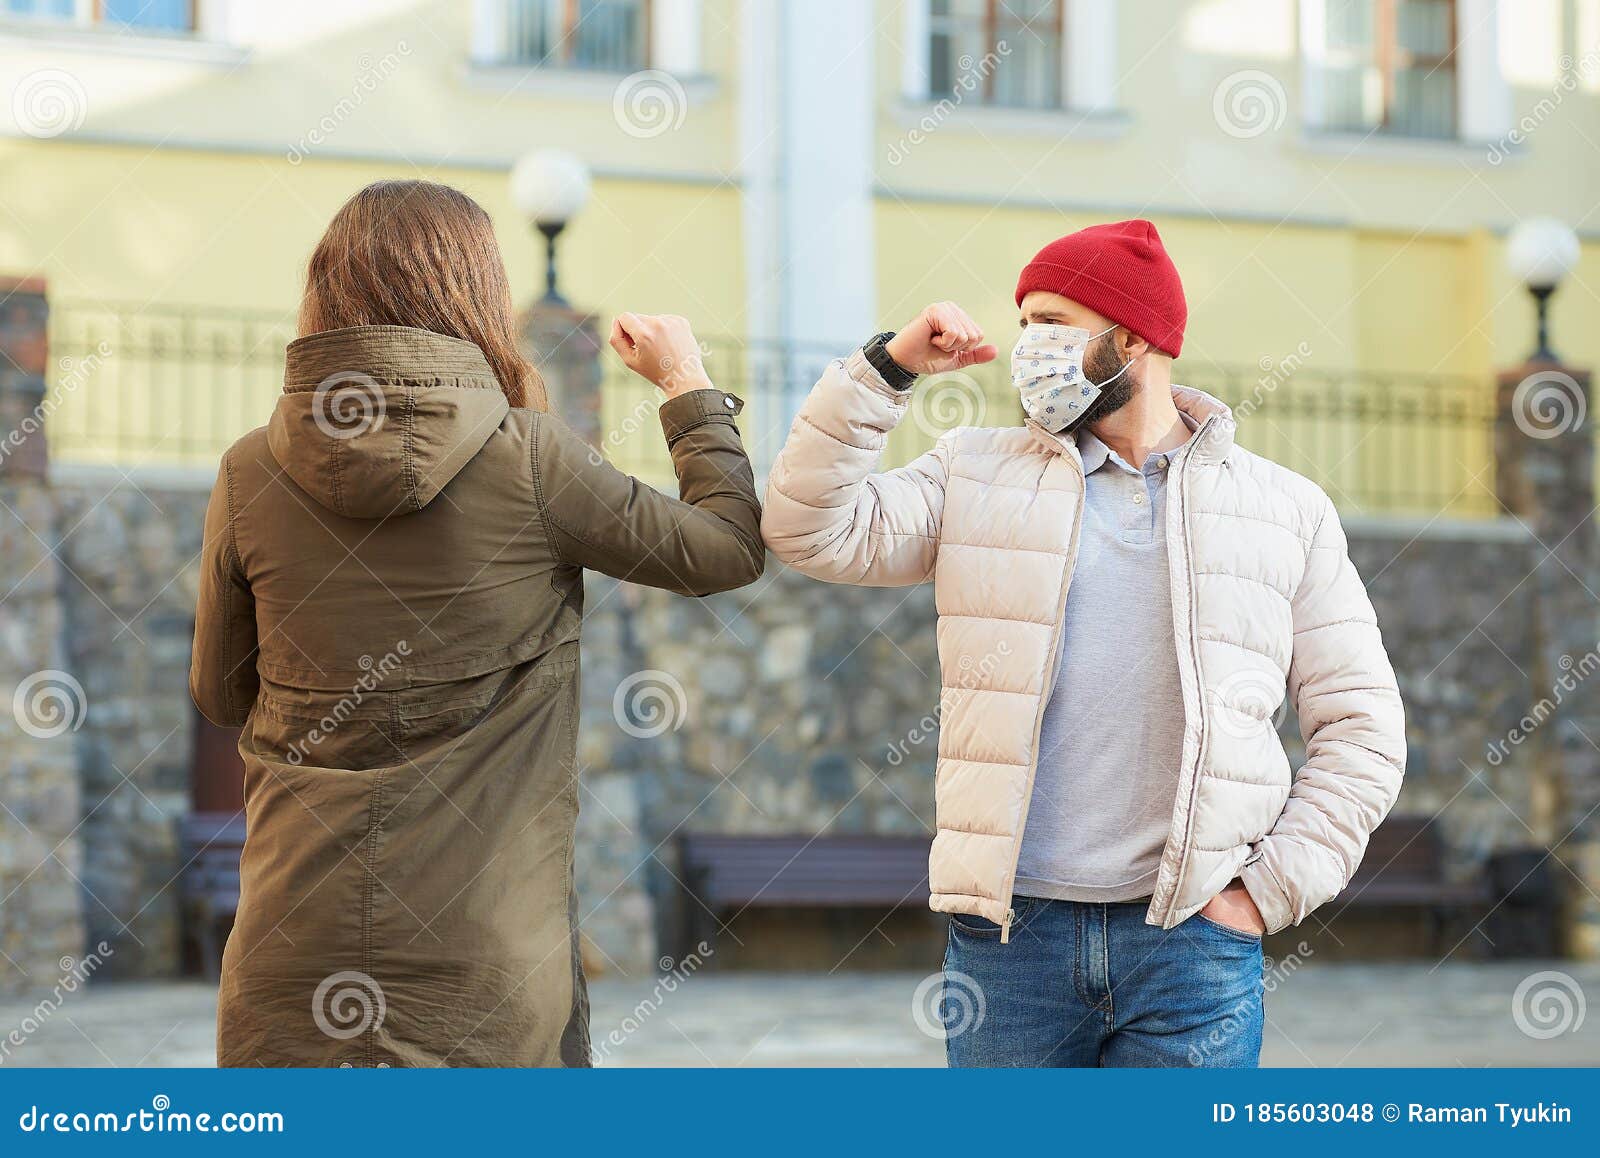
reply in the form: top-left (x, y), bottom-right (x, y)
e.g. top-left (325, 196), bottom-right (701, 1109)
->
top-left (763, 351), bottom-right (1406, 939)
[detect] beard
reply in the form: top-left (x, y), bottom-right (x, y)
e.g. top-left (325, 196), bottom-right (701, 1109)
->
top-left (1070, 331), bottom-right (1137, 428)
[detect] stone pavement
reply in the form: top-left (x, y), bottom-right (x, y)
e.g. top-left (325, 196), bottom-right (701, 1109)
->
top-left (0, 963), bottom-right (1595, 1068)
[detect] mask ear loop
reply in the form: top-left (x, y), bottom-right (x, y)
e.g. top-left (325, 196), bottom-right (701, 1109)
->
top-left (1089, 324), bottom-right (1142, 389)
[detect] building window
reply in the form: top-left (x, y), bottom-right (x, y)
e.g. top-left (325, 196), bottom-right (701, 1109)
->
top-left (1315, 0), bottom-right (1457, 138)
top-left (928, 0), bottom-right (1064, 110)
top-left (494, 0), bottom-right (650, 72)
top-left (2, 0), bottom-right (194, 33)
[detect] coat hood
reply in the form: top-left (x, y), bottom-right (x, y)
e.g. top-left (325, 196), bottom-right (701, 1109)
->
top-left (267, 326), bottom-right (510, 519)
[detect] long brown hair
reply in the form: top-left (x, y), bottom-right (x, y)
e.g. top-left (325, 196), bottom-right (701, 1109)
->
top-left (298, 179), bottom-right (545, 409)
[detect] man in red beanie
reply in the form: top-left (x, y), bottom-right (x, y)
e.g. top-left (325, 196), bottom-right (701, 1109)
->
top-left (761, 220), bottom-right (1404, 1068)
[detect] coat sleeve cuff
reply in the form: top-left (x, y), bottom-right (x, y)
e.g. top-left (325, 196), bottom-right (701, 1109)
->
top-left (843, 348), bottom-right (915, 404)
top-left (658, 388), bottom-right (744, 444)
top-left (1240, 854), bottom-right (1297, 935)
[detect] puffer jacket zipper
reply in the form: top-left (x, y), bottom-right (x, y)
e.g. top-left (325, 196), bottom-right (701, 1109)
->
top-left (998, 442), bottom-right (1086, 944)
top-left (1155, 416), bottom-right (1219, 925)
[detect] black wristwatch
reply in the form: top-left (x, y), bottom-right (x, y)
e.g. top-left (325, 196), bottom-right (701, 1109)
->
top-left (862, 331), bottom-right (919, 392)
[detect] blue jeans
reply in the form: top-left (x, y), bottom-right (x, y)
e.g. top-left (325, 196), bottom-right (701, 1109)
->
top-left (942, 896), bottom-right (1264, 1067)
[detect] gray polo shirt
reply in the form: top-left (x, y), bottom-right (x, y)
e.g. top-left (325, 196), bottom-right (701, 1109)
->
top-left (1014, 419), bottom-right (1196, 903)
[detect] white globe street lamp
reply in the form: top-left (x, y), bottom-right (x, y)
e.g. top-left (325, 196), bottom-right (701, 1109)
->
top-left (511, 150), bottom-right (592, 307)
top-left (1507, 218), bottom-right (1580, 362)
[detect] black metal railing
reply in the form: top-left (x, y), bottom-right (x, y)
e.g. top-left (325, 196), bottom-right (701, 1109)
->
top-left (44, 300), bottom-right (1500, 519)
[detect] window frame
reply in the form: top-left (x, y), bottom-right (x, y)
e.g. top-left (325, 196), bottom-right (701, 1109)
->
top-left (2, 0), bottom-right (197, 34)
top-left (927, 0), bottom-right (1068, 111)
top-left (497, 0), bottom-right (653, 74)
top-left (1320, 0), bottom-right (1460, 138)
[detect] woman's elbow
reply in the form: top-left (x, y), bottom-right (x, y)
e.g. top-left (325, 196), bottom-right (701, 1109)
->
top-left (189, 673), bottom-right (247, 730)
top-left (685, 535), bottom-right (765, 596)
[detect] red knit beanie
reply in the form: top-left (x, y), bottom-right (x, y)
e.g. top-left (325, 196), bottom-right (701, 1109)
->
top-left (1014, 219), bottom-right (1187, 357)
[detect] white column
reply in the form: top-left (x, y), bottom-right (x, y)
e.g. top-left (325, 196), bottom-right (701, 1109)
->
top-left (738, 0), bottom-right (783, 345)
top-left (775, 0), bottom-right (876, 348)
top-left (470, 0), bottom-right (505, 64)
top-left (900, 0), bottom-right (931, 102)
top-left (651, 0), bottom-right (703, 74)
top-left (1064, 0), bottom-right (1118, 111)
top-left (1458, 0), bottom-right (1510, 141)
top-left (1299, 0), bottom-right (1329, 130)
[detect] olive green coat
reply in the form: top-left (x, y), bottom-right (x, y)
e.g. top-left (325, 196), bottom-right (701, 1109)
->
top-left (190, 325), bottom-right (762, 1067)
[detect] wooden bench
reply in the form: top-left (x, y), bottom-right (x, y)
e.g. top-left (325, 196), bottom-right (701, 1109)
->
top-left (677, 833), bottom-right (931, 956)
top-left (179, 811), bottom-right (247, 979)
top-left (1326, 815), bottom-right (1491, 950)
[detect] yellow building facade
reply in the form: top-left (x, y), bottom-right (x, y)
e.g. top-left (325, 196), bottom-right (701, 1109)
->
top-left (2, 0), bottom-right (1597, 516)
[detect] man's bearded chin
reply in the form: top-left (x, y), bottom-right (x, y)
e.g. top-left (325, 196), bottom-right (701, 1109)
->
top-left (1071, 334), bottom-right (1138, 428)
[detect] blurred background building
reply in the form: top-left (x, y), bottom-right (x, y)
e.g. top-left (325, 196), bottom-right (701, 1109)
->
top-left (3, 0), bottom-right (1600, 1063)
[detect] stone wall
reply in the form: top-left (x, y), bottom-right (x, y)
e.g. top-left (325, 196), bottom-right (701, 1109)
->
top-left (3, 478), bottom-right (1597, 993)
top-left (0, 482), bottom-right (83, 991)
top-left (51, 474), bottom-right (209, 981)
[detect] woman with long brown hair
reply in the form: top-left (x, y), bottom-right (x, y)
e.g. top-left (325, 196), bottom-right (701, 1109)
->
top-left (189, 179), bottom-right (763, 1066)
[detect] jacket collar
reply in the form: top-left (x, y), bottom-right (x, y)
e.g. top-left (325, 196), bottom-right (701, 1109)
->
top-left (1028, 384), bottom-right (1237, 466)
top-left (283, 325), bottom-right (500, 391)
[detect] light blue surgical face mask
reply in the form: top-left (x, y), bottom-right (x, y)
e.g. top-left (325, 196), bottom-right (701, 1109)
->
top-left (1011, 322), bottom-right (1136, 432)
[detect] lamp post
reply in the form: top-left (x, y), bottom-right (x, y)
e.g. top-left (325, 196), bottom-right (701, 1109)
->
top-left (511, 149), bottom-right (592, 308)
top-left (1507, 217), bottom-right (1580, 363)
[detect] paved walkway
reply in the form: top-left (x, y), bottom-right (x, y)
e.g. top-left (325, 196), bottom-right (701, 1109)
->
top-left (1, 963), bottom-right (1595, 1067)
